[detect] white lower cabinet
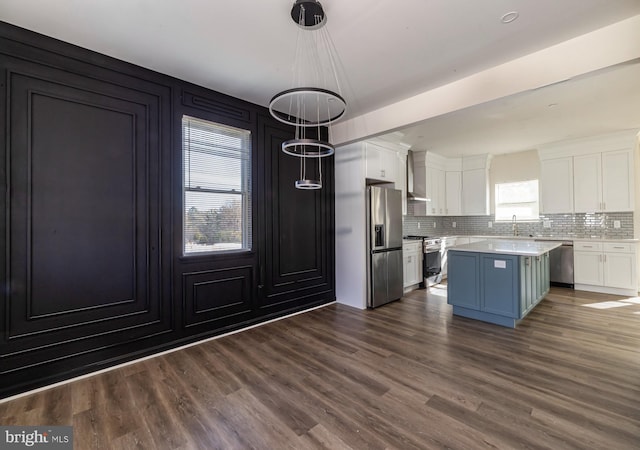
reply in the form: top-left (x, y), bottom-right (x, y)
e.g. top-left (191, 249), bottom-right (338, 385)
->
top-left (574, 247), bottom-right (604, 286)
top-left (440, 237), bottom-right (456, 279)
top-left (403, 242), bottom-right (423, 289)
top-left (574, 241), bottom-right (637, 295)
top-left (603, 249), bottom-right (636, 289)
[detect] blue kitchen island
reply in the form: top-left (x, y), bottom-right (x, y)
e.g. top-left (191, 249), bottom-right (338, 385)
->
top-left (447, 239), bottom-right (562, 328)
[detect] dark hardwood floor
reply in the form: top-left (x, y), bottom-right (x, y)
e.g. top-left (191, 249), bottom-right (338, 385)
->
top-left (1, 285), bottom-right (639, 449)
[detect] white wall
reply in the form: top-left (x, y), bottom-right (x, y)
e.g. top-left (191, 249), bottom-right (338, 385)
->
top-left (334, 143), bottom-right (368, 309)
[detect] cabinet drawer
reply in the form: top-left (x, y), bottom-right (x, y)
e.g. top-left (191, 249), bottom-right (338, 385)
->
top-left (403, 242), bottom-right (422, 252)
top-left (574, 241), bottom-right (603, 252)
top-left (603, 242), bottom-right (636, 253)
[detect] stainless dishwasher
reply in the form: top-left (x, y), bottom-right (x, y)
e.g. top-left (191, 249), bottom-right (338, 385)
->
top-left (535, 239), bottom-right (574, 288)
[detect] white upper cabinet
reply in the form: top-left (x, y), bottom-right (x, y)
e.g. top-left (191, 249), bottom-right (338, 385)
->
top-left (539, 131), bottom-right (636, 214)
top-left (411, 152), bottom-right (483, 217)
top-left (425, 166), bottom-right (445, 215)
top-left (462, 169), bottom-right (489, 215)
top-left (601, 149), bottom-right (634, 212)
top-left (422, 152), bottom-right (452, 216)
top-left (365, 142), bottom-right (398, 183)
top-left (445, 171), bottom-right (462, 215)
top-left (540, 157), bottom-right (573, 213)
top-left (461, 155), bottom-right (491, 216)
top-left (573, 153), bottom-right (602, 212)
top-left (574, 149), bottom-right (634, 213)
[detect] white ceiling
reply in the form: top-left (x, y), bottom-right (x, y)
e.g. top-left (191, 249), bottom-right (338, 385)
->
top-left (2, 0), bottom-right (640, 155)
top-left (399, 59), bottom-right (640, 157)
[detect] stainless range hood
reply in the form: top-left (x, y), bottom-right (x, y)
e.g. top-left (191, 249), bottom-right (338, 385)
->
top-left (406, 149), bottom-right (430, 202)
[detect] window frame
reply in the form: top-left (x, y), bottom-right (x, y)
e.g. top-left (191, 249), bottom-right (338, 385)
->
top-left (181, 115), bottom-right (253, 256)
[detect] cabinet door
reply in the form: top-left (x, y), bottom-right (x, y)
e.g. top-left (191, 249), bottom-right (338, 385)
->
top-left (447, 251), bottom-right (480, 309)
top-left (403, 248), bottom-right (421, 287)
top-left (365, 143), bottom-right (382, 180)
top-left (381, 148), bottom-right (398, 183)
top-left (602, 150), bottom-right (633, 212)
top-left (397, 153), bottom-right (407, 215)
top-left (540, 158), bottom-right (573, 213)
top-left (424, 166), bottom-right (436, 215)
top-left (573, 251), bottom-right (603, 286)
top-left (573, 153), bottom-right (602, 212)
top-left (403, 252), bottom-right (412, 287)
top-left (462, 168), bottom-right (489, 215)
top-left (445, 171), bottom-right (462, 215)
top-left (365, 143), bottom-right (397, 183)
top-left (604, 252), bottom-right (636, 289)
top-left (413, 253), bottom-right (423, 284)
top-left (481, 255), bottom-right (518, 318)
top-left (436, 169), bottom-right (446, 215)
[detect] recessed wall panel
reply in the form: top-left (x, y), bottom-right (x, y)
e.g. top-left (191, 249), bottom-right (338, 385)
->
top-left (29, 93), bottom-right (136, 316)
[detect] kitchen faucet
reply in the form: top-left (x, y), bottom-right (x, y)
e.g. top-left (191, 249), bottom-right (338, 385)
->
top-left (512, 214), bottom-right (518, 236)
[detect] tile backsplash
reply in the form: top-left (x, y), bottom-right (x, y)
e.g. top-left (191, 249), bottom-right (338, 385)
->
top-left (403, 212), bottom-right (634, 239)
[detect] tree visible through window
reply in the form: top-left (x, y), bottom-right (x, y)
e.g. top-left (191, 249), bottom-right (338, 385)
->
top-left (183, 116), bottom-right (251, 254)
top-left (495, 180), bottom-right (539, 221)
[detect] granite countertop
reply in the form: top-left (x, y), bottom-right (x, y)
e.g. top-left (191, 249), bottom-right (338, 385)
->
top-left (450, 239), bottom-right (562, 256)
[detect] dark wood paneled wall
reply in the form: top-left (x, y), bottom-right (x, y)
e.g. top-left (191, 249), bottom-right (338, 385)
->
top-left (0, 21), bottom-right (335, 398)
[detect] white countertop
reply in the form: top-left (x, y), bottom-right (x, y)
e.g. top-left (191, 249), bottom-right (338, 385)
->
top-left (450, 239), bottom-right (562, 256)
top-left (449, 235), bottom-right (638, 243)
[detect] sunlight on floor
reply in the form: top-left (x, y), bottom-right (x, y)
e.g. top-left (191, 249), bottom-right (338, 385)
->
top-left (582, 296), bottom-right (640, 309)
top-left (428, 284), bottom-right (448, 298)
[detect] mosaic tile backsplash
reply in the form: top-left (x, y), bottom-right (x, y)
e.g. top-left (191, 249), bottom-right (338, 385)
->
top-left (403, 211), bottom-right (634, 239)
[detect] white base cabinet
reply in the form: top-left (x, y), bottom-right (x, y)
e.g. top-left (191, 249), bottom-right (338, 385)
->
top-left (574, 241), bottom-right (637, 295)
top-left (403, 242), bottom-right (423, 289)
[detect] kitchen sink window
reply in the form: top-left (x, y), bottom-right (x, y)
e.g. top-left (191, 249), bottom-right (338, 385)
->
top-left (495, 179), bottom-right (539, 221)
top-left (182, 115), bottom-right (252, 254)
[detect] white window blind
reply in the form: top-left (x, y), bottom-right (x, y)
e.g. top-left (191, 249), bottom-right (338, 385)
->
top-left (495, 180), bottom-right (539, 221)
top-left (182, 115), bottom-right (252, 254)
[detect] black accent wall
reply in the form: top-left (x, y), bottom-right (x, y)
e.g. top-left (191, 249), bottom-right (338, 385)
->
top-left (0, 21), bottom-right (335, 398)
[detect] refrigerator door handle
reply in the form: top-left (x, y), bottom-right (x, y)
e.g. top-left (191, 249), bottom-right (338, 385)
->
top-left (374, 224), bottom-right (385, 247)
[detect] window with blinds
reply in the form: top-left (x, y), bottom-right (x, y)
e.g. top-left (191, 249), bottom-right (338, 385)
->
top-left (182, 116), bottom-right (252, 254)
top-left (495, 179), bottom-right (539, 221)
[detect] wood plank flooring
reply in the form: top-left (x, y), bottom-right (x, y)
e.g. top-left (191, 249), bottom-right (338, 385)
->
top-left (1, 286), bottom-right (639, 449)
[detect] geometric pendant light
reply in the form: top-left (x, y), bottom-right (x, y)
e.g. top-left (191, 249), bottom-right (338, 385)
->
top-left (269, 0), bottom-right (347, 189)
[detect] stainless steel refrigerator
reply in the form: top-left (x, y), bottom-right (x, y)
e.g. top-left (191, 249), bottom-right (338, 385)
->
top-left (367, 186), bottom-right (403, 308)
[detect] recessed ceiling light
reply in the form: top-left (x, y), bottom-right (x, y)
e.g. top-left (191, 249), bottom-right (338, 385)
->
top-left (501, 11), bottom-right (519, 24)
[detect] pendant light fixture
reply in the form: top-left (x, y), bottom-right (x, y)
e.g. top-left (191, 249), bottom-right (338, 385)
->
top-left (269, 0), bottom-right (347, 190)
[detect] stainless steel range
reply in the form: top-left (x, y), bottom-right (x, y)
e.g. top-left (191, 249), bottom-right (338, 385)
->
top-left (404, 236), bottom-right (443, 286)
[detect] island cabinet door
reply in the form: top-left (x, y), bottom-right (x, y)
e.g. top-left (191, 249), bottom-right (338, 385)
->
top-left (447, 251), bottom-right (480, 310)
top-left (481, 255), bottom-right (519, 318)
